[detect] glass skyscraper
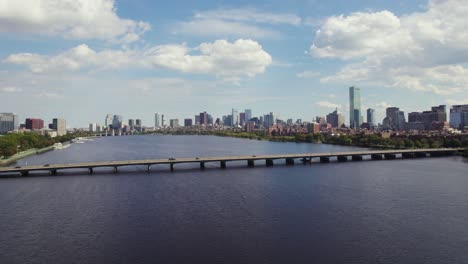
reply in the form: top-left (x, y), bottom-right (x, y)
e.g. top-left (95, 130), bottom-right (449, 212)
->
top-left (349, 86), bottom-right (361, 128)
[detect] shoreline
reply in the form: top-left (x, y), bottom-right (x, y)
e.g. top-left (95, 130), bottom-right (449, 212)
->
top-left (0, 146), bottom-right (55, 167)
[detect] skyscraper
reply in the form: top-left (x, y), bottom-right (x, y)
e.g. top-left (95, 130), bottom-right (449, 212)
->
top-left (154, 113), bottom-right (161, 128)
top-left (161, 114), bottom-right (166, 127)
top-left (232, 109), bottom-right (239, 126)
top-left (349, 86), bottom-right (361, 128)
top-left (105, 114), bottom-right (113, 128)
top-left (367, 108), bottom-right (375, 126)
top-left (0, 113), bottom-right (19, 133)
top-left (112, 115), bottom-right (122, 129)
top-left (135, 119), bottom-right (142, 127)
top-left (450, 105), bottom-right (468, 130)
top-left (244, 109), bottom-right (252, 121)
top-left (199, 112), bottom-right (208, 126)
top-left (326, 108), bottom-right (344, 128)
top-left (52, 118), bottom-right (67, 136)
top-left (25, 118), bottom-right (44, 130)
top-left (384, 107), bottom-right (405, 130)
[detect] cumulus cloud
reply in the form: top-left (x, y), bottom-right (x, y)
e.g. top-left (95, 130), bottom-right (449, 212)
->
top-left (0, 0), bottom-right (150, 42)
top-left (4, 39), bottom-right (272, 80)
top-left (174, 8), bottom-right (300, 38)
top-left (296, 70), bottom-right (321, 78)
top-left (0, 86), bottom-right (22, 93)
top-left (311, 0), bottom-right (468, 95)
top-left (316, 101), bottom-right (342, 108)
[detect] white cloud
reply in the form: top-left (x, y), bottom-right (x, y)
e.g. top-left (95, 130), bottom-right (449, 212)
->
top-left (0, 86), bottom-right (22, 93)
top-left (312, 0), bottom-right (468, 95)
top-left (174, 8), bottom-right (300, 38)
top-left (316, 101), bottom-right (342, 108)
top-left (4, 39), bottom-right (272, 80)
top-left (296, 70), bottom-right (321, 78)
top-left (446, 99), bottom-right (468, 105)
top-left (0, 0), bottom-right (150, 42)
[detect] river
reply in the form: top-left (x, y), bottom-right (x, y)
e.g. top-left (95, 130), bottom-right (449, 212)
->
top-left (1, 135), bottom-right (467, 263)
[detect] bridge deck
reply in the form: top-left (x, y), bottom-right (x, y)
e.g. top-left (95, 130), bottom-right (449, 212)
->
top-left (0, 148), bottom-right (462, 175)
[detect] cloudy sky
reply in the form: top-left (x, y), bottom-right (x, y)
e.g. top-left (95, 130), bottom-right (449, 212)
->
top-left (1, 0), bottom-right (468, 127)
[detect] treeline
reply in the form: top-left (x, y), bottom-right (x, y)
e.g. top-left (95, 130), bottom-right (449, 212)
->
top-left (148, 130), bottom-right (468, 156)
top-left (0, 133), bottom-right (85, 158)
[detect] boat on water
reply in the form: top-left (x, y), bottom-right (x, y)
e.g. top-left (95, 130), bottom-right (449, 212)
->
top-left (53, 143), bottom-right (71, 150)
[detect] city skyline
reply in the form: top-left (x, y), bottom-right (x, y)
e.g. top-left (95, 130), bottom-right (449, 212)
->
top-left (1, 0), bottom-right (468, 128)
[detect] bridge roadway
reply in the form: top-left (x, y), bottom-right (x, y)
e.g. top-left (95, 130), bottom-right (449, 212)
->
top-left (0, 148), bottom-right (462, 176)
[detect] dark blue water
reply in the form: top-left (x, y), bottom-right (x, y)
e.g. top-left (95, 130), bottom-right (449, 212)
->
top-left (1, 135), bottom-right (467, 264)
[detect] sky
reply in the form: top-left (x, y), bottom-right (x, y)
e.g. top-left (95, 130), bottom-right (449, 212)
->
top-left (1, 0), bottom-right (468, 128)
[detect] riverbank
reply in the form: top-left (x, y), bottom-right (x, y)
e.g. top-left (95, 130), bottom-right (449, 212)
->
top-left (0, 146), bottom-right (55, 167)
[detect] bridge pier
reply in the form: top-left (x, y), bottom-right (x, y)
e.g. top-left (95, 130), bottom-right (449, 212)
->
top-left (301, 157), bottom-right (311, 164)
top-left (220, 161), bottom-right (226, 169)
top-left (20, 171), bottom-right (29, 176)
top-left (371, 154), bottom-right (383, 160)
top-left (415, 152), bottom-right (427, 158)
top-left (170, 163), bottom-right (174, 172)
top-left (50, 169), bottom-right (57, 176)
top-left (200, 161), bottom-right (205, 169)
top-left (88, 168), bottom-right (93, 174)
top-left (352, 155), bottom-right (363, 161)
top-left (113, 166), bottom-right (118, 173)
top-left (402, 153), bottom-right (415, 159)
top-left (266, 159), bottom-right (274, 167)
top-left (384, 153), bottom-right (396, 160)
top-left (337, 156), bottom-right (348, 162)
top-left (285, 158), bottom-right (295, 165)
top-left (320, 157), bottom-right (330, 163)
top-left (147, 164), bottom-right (151, 173)
top-left (247, 160), bottom-right (255, 167)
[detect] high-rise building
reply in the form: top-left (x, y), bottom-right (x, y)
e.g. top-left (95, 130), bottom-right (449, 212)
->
top-left (154, 113), bottom-right (161, 128)
top-left (52, 118), bottom-right (67, 136)
top-left (89, 123), bottom-right (98, 132)
top-left (169, 119), bottom-right (179, 128)
top-left (0, 113), bottom-right (19, 133)
top-left (239, 112), bottom-right (246, 125)
top-left (112, 115), bottom-right (122, 129)
top-left (349, 86), bottom-right (361, 128)
top-left (450, 105), bottom-right (468, 130)
top-left (105, 114), bottom-right (113, 128)
top-left (326, 108), bottom-right (344, 128)
top-left (25, 118), bottom-right (44, 130)
top-left (384, 107), bottom-right (405, 130)
top-left (244, 109), bottom-right (252, 121)
top-left (408, 105), bottom-right (447, 130)
top-left (231, 109), bottom-right (239, 126)
top-left (195, 115), bottom-right (200, 125)
top-left (161, 114), bottom-right (166, 127)
top-left (263, 112), bottom-right (275, 128)
top-left (135, 119), bottom-right (142, 127)
top-left (199, 112), bottom-right (208, 126)
top-left (128, 119), bottom-right (135, 127)
top-left (184, 118), bottom-right (193, 127)
top-left (367, 108), bottom-right (375, 126)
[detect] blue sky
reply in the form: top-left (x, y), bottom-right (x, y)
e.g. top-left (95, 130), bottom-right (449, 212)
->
top-left (1, 0), bottom-right (467, 128)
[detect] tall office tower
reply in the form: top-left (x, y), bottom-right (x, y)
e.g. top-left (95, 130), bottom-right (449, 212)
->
top-left (367, 108), bottom-right (375, 126)
top-left (25, 118), bottom-right (44, 130)
top-left (199, 112), bottom-right (208, 126)
top-left (239, 112), bottom-right (246, 125)
top-left (326, 108), bottom-right (344, 128)
top-left (0, 113), bottom-right (19, 133)
top-left (244, 109), bottom-right (252, 121)
top-left (169, 119), bottom-right (179, 128)
top-left (128, 119), bottom-right (135, 127)
top-left (154, 113), bottom-right (161, 128)
top-left (263, 112), bottom-right (275, 128)
top-left (385, 107), bottom-right (405, 130)
top-left (112, 115), bottom-right (122, 129)
top-left (161, 114), bottom-right (166, 127)
top-left (135, 119), bottom-right (142, 127)
top-left (349, 86), bottom-right (361, 129)
top-left (184, 118), bottom-right (193, 127)
top-left (231, 108), bottom-right (239, 126)
top-left (89, 123), bottom-right (98, 132)
top-left (52, 118), bottom-right (67, 136)
top-left (450, 105), bottom-right (468, 130)
top-left (105, 114), bottom-right (113, 128)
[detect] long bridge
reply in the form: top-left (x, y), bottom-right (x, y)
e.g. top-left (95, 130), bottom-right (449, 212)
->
top-left (0, 148), bottom-right (463, 177)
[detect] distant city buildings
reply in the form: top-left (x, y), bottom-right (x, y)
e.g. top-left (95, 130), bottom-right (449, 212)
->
top-left (326, 108), bottom-right (344, 128)
top-left (184, 118), bottom-right (193, 127)
top-left (136, 119), bottom-right (142, 128)
top-left (349, 86), bottom-right (362, 128)
top-left (408, 105), bottom-right (447, 131)
top-left (232, 109), bottom-right (239, 126)
top-left (169, 119), bottom-right (179, 128)
top-left (383, 107), bottom-right (406, 131)
top-left (450, 105), bottom-right (468, 130)
top-left (52, 118), bottom-right (67, 136)
top-left (25, 118), bottom-right (44, 130)
top-left (199, 112), bottom-right (208, 126)
top-left (154, 113), bottom-right (161, 128)
top-left (112, 115), bottom-right (122, 129)
top-left (0, 113), bottom-right (19, 133)
top-left (367, 108), bottom-right (375, 126)
top-left (244, 109), bottom-right (252, 122)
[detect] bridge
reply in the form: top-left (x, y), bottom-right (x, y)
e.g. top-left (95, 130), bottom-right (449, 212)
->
top-left (0, 148), bottom-right (463, 177)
